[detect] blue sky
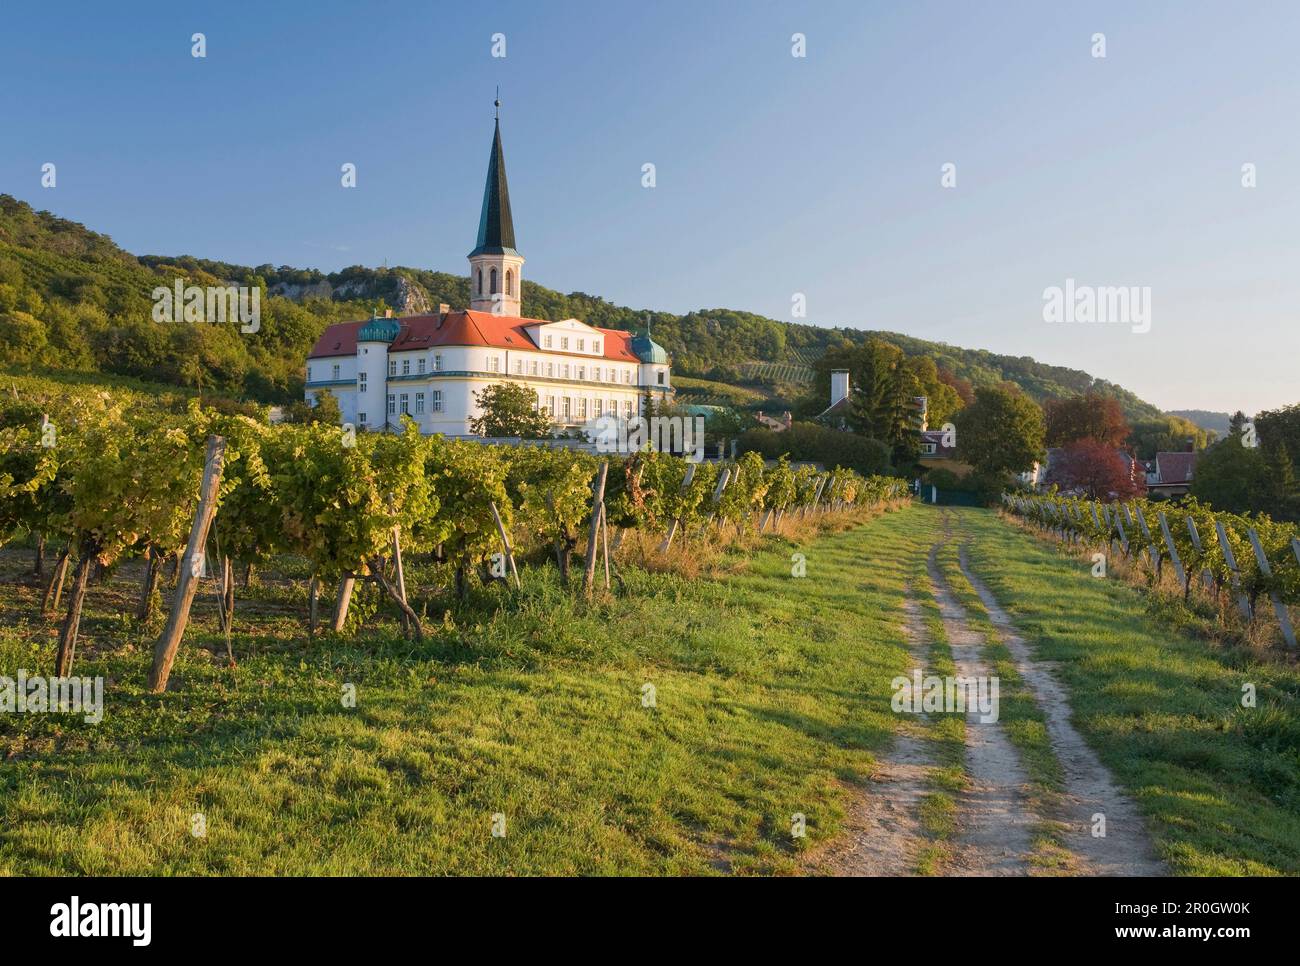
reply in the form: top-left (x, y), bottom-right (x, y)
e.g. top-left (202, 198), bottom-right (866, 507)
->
top-left (3, 0), bottom-right (1297, 414)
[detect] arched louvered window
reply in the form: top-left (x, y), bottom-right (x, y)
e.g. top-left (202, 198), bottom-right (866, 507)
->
top-left (477, 269), bottom-right (483, 295)
top-left (490, 268), bottom-right (499, 294)
top-left (505, 269), bottom-right (514, 296)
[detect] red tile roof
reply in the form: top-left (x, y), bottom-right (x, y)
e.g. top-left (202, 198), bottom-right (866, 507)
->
top-left (1155, 451), bottom-right (1196, 485)
top-left (308, 310), bottom-right (640, 362)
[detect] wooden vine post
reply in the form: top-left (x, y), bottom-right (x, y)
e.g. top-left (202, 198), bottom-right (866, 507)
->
top-left (1157, 511), bottom-right (1187, 589)
top-left (582, 462), bottom-right (609, 596)
top-left (1245, 527), bottom-right (1297, 648)
top-left (148, 435), bottom-right (226, 693)
top-left (1213, 520), bottom-right (1253, 621)
top-left (659, 462), bottom-right (697, 553)
top-left (489, 500), bottom-right (521, 590)
top-left (332, 573), bottom-right (356, 632)
top-left (388, 494), bottom-right (411, 632)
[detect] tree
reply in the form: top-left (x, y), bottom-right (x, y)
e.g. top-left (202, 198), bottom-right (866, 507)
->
top-left (1189, 431), bottom-right (1268, 515)
top-left (1261, 441), bottom-right (1300, 522)
top-left (1045, 439), bottom-right (1145, 500)
top-left (1129, 414), bottom-right (1212, 459)
top-left (285, 389), bottom-right (342, 426)
top-left (955, 384), bottom-right (1045, 478)
top-left (1044, 391), bottom-right (1130, 448)
top-left (737, 422), bottom-right (893, 478)
top-left (469, 382), bottom-right (552, 438)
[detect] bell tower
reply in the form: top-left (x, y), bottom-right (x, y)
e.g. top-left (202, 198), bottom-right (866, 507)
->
top-left (468, 96), bottom-right (524, 316)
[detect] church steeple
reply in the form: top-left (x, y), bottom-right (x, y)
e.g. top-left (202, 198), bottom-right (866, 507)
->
top-left (470, 116), bottom-right (517, 257)
top-left (468, 97), bottom-right (524, 315)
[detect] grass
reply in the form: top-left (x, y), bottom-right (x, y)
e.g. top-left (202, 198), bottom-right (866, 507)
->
top-left (5, 503), bottom-right (1298, 875)
top-left (953, 506), bottom-right (1300, 876)
top-left (0, 504), bottom-right (937, 876)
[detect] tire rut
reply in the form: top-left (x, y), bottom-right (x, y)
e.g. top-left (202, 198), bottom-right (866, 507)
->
top-left (811, 592), bottom-right (938, 876)
top-left (925, 540), bottom-right (1038, 876)
top-left (956, 544), bottom-right (1167, 876)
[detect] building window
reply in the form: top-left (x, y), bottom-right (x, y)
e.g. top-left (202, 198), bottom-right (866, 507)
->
top-left (544, 335), bottom-right (552, 348)
top-left (562, 398), bottom-right (571, 420)
top-left (505, 269), bottom-right (514, 296)
top-left (490, 267), bottom-right (498, 294)
top-left (399, 393), bottom-right (409, 414)
top-left (477, 269), bottom-right (483, 295)
top-left (657, 371), bottom-right (665, 385)
top-left (358, 412), bottom-right (367, 427)
top-left (562, 364), bottom-right (570, 379)
top-left (389, 360), bottom-right (397, 377)
top-left (561, 337), bottom-right (569, 350)
top-left (625, 370), bottom-right (632, 384)
top-left (331, 364), bottom-right (340, 380)
top-left (594, 367), bottom-right (601, 381)
top-left (595, 399), bottom-right (604, 417)
top-left (546, 395), bottom-right (555, 417)
top-left (577, 366), bottom-right (585, 380)
top-left (435, 354), bottom-right (442, 371)
top-left (415, 392), bottom-right (425, 414)
top-left (418, 358), bottom-right (426, 374)
top-left (307, 365), bottom-right (313, 382)
top-left (387, 394), bottom-right (396, 415)
top-left (610, 399), bottom-right (617, 415)
top-left (359, 372), bottom-right (367, 392)
top-left (514, 359), bottom-right (522, 374)
top-left (402, 358), bottom-right (411, 376)
top-left (625, 400), bottom-right (633, 418)
top-left (432, 390), bottom-right (443, 413)
top-left (593, 340), bottom-right (601, 354)
top-left (547, 363), bottom-right (554, 377)
top-left (577, 338), bottom-right (585, 351)
top-left (488, 356), bottom-right (500, 373)
top-left (579, 399), bottom-right (588, 419)
top-left (531, 361), bottom-right (539, 375)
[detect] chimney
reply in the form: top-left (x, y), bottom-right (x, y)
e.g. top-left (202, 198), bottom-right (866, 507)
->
top-left (830, 370), bottom-right (850, 407)
top-left (384, 309), bottom-right (393, 318)
top-left (436, 303), bottom-right (449, 329)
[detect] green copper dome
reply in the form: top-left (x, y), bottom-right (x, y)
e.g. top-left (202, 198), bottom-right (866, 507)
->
top-left (358, 315), bottom-right (401, 344)
top-left (631, 330), bottom-right (668, 365)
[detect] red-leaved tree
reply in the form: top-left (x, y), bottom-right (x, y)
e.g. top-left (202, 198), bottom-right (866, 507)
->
top-left (1047, 439), bottom-right (1146, 500)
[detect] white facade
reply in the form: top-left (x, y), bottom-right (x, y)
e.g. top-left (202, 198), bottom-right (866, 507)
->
top-left (306, 317), bottom-right (670, 437)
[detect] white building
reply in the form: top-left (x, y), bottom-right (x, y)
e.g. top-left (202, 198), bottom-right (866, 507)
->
top-left (304, 108), bottom-right (672, 436)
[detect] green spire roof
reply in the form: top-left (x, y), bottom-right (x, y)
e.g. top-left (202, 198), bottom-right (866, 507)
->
top-left (469, 117), bottom-right (519, 257)
top-left (358, 313), bottom-right (401, 344)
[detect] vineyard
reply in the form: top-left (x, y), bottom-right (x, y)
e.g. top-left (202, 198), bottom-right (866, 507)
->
top-left (0, 382), bottom-right (906, 692)
top-left (1003, 491), bottom-right (1300, 647)
top-left (739, 361), bottom-right (816, 385)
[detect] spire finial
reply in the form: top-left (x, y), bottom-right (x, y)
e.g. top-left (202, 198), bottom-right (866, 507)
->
top-left (494, 85), bottom-right (500, 119)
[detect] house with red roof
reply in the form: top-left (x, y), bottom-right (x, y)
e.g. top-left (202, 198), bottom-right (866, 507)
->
top-left (1144, 449), bottom-right (1197, 497)
top-left (305, 106), bottom-right (672, 436)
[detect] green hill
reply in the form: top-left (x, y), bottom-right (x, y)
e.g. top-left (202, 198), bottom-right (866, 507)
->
top-left (1, 193), bottom-right (1164, 421)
